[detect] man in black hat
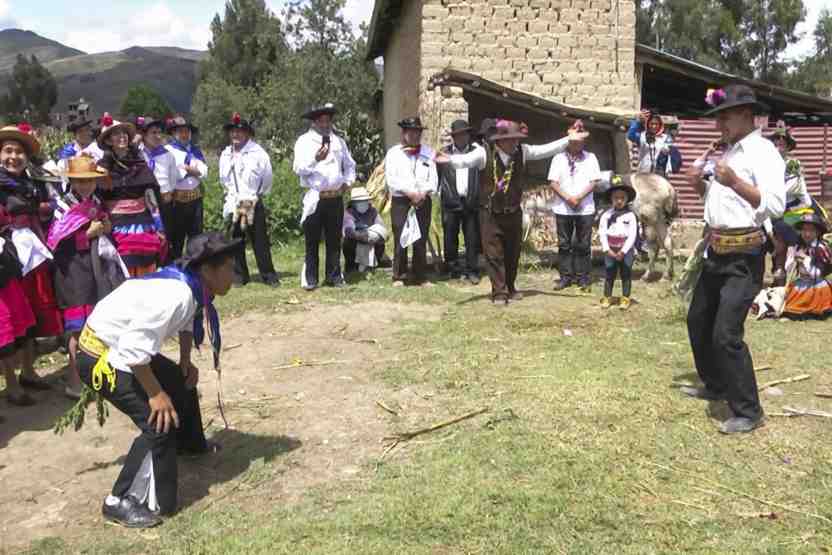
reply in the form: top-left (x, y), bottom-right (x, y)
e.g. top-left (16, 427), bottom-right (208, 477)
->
top-left (439, 120), bottom-right (481, 283)
top-left (384, 116), bottom-right (438, 286)
top-left (293, 102), bottom-right (356, 290)
top-left (683, 83), bottom-right (786, 434)
top-left (166, 116), bottom-right (208, 260)
top-left (137, 116), bottom-right (178, 242)
top-left (75, 231), bottom-right (239, 527)
top-left (219, 113), bottom-right (280, 286)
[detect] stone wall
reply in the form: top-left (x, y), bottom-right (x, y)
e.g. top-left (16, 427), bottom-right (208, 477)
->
top-left (381, 0), bottom-right (424, 148)
top-left (417, 0), bottom-right (637, 143)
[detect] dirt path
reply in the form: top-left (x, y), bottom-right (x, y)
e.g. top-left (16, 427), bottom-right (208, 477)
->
top-left (0, 301), bottom-right (442, 551)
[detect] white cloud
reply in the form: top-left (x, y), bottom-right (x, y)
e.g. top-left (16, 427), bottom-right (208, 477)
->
top-left (342, 0), bottom-right (374, 34)
top-left (785, 0), bottom-right (829, 61)
top-left (59, 0), bottom-right (214, 53)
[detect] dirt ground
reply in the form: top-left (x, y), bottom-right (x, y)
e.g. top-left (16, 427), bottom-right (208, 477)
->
top-left (0, 300), bottom-right (443, 552)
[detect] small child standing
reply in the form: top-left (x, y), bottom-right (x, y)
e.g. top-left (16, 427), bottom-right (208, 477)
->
top-left (599, 177), bottom-right (638, 309)
top-left (48, 155), bottom-right (128, 398)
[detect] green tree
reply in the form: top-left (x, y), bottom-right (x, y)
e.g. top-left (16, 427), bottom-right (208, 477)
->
top-left (738, 0), bottom-right (805, 82)
top-left (0, 54), bottom-right (58, 124)
top-left (120, 84), bottom-right (173, 118)
top-left (787, 9), bottom-right (832, 97)
top-left (201, 0), bottom-right (289, 88)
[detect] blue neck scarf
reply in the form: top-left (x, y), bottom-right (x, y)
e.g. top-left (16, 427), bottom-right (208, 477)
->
top-left (144, 145), bottom-right (169, 172)
top-left (139, 265), bottom-right (222, 370)
top-left (169, 140), bottom-right (205, 165)
top-left (59, 143), bottom-right (78, 160)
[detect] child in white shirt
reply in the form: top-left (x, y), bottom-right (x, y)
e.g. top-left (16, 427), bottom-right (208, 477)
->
top-left (599, 177), bottom-right (639, 309)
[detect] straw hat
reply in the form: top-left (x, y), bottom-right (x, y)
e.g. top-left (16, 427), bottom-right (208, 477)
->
top-left (0, 123), bottom-right (40, 157)
top-left (350, 187), bottom-right (371, 203)
top-left (97, 113), bottom-right (137, 147)
top-left (63, 155), bottom-right (109, 179)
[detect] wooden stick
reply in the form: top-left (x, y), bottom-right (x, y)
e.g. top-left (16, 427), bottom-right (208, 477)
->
top-left (223, 343), bottom-right (243, 352)
top-left (754, 365), bottom-right (773, 372)
top-left (670, 499), bottom-right (710, 513)
top-left (646, 461), bottom-right (832, 524)
top-left (758, 374), bottom-right (811, 391)
top-left (376, 400), bottom-right (399, 416)
top-left (815, 391), bottom-right (832, 399)
top-left (383, 407), bottom-right (489, 442)
top-left (272, 359), bottom-right (350, 371)
top-left (782, 406), bottom-right (832, 419)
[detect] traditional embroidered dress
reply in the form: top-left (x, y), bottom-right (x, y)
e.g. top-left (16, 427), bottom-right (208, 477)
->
top-left (47, 192), bottom-right (127, 332)
top-left (0, 168), bottom-right (63, 337)
top-left (78, 267), bottom-right (216, 514)
top-left (782, 240), bottom-right (832, 319)
top-left (0, 236), bottom-right (35, 357)
top-left (98, 149), bottom-right (167, 276)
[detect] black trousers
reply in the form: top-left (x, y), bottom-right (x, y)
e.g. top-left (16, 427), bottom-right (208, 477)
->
top-left (556, 214), bottom-right (594, 285)
top-left (442, 206), bottom-right (480, 276)
top-left (604, 253), bottom-right (634, 297)
top-left (169, 198), bottom-right (204, 261)
top-left (303, 197), bottom-right (343, 285)
top-left (390, 196), bottom-right (432, 283)
top-left (343, 237), bottom-right (386, 271)
top-left (686, 251), bottom-right (764, 420)
top-left (480, 208), bottom-right (523, 300)
top-left (77, 353), bottom-right (207, 515)
top-left (228, 200), bottom-right (277, 283)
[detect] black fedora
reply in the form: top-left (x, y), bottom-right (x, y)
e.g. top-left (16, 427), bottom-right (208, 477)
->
top-left (176, 232), bottom-right (245, 270)
top-left (223, 112), bottom-right (255, 134)
top-left (398, 117), bottom-right (426, 130)
top-left (449, 119), bottom-right (472, 135)
top-left (134, 115), bottom-right (165, 132)
top-left (302, 102), bottom-right (337, 121)
top-left (477, 118), bottom-right (497, 140)
top-left (704, 84), bottom-right (769, 116)
top-left (605, 175), bottom-right (636, 203)
top-left (67, 119), bottom-right (93, 133)
top-left (166, 115), bottom-right (198, 135)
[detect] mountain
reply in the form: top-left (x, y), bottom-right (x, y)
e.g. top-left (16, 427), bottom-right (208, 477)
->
top-left (0, 30), bottom-right (206, 115)
top-left (0, 29), bottom-right (85, 73)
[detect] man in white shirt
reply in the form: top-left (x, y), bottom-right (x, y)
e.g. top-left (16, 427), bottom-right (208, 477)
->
top-left (384, 117), bottom-right (438, 286)
top-left (293, 103), bottom-right (356, 290)
top-left (438, 119), bottom-right (481, 284)
top-left (683, 84), bottom-right (786, 434)
top-left (57, 119), bottom-right (104, 172)
top-left (549, 120), bottom-right (601, 292)
top-left (76, 232), bottom-right (239, 527)
top-left (166, 116), bottom-right (209, 260)
top-left (219, 113), bottom-right (279, 286)
top-left (138, 117), bottom-right (179, 248)
top-left (436, 119), bottom-right (569, 303)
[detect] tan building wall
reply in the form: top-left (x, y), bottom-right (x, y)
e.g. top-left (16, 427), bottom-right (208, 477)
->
top-left (381, 0), bottom-right (424, 148)
top-left (416, 0), bottom-right (637, 143)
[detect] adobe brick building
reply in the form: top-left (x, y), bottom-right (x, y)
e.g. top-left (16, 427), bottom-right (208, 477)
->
top-left (367, 0), bottom-right (638, 176)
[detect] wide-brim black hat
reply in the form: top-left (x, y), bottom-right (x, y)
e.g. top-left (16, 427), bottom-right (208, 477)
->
top-left (793, 212), bottom-right (829, 235)
top-left (398, 117), bottom-right (426, 130)
top-left (223, 113), bottom-right (255, 134)
top-left (704, 84), bottom-right (769, 116)
top-left (477, 118), bottom-right (496, 139)
top-left (605, 181), bottom-right (637, 203)
top-left (449, 119), bottom-right (472, 135)
top-left (67, 120), bottom-right (93, 133)
top-left (135, 116), bottom-right (166, 132)
top-left (302, 103), bottom-right (337, 121)
top-left (177, 232), bottom-right (245, 270)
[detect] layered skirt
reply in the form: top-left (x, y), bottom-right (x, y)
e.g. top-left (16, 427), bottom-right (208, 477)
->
top-left (784, 277), bottom-right (832, 319)
top-left (0, 277), bottom-right (36, 356)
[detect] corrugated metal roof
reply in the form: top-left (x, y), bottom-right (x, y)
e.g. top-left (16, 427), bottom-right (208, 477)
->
top-left (633, 120), bottom-right (832, 220)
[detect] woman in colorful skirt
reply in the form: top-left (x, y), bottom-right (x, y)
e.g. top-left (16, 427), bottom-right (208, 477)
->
top-left (0, 124), bottom-right (63, 402)
top-left (0, 234), bottom-right (37, 405)
top-left (96, 113), bottom-right (167, 276)
top-left (48, 155), bottom-right (128, 398)
top-left (782, 213), bottom-right (832, 320)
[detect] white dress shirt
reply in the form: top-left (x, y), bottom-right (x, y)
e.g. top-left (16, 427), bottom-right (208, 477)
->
top-left (447, 138), bottom-right (569, 171)
top-left (293, 129), bottom-right (356, 192)
top-left (548, 150), bottom-right (601, 216)
top-left (140, 143), bottom-right (179, 194)
top-left (599, 208), bottom-right (638, 253)
top-left (166, 143), bottom-right (208, 191)
top-left (219, 139), bottom-right (274, 217)
top-left (384, 144), bottom-right (438, 197)
top-left (450, 144), bottom-right (471, 197)
top-left (87, 279), bottom-right (196, 374)
top-left (702, 130), bottom-right (785, 229)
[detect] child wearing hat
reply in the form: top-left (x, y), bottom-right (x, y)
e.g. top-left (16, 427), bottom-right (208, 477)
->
top-left (781, 213), bottom-right (832, 319)
top-left (599, 176), bottom-right (638, 309)
top-left (342, 186), bottom-right (389, 273)
top-left (47, 155), bottom-right (128, 399)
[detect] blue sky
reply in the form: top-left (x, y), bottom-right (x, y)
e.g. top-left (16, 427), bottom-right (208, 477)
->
top-left (0, 0), bottom-right (373, 53)
top-left (0, 0), bottom-right (827, 60)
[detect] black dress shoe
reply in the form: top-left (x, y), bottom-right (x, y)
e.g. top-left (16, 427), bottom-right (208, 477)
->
top-left (679, 386), bottom-right (726, 401)
top-left (553, 280), bottom-right (573, 291)
top-left (720, 416), bottom-right (764, 434)
top-left (509, 290), bottom-right (524, 301)
top-left (262, 274), bottom-right (281, 287)
top-left (102, 496), bottom-right (162, 528)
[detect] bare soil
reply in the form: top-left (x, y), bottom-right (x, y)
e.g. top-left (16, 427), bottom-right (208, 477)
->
top-left (0, 301), bottom-right (441, 552)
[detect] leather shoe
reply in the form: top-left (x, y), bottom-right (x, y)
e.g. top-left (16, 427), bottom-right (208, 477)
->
top-left (679, 386), bottom-right (725, 401)
top-left (553, 279), bottom-right (572, 291)
top-left (509, 290), bottom-right (523, 301)
top-left (719, 416), bottom-right (764, 434)
top-left (102, 496), bottom-right (162, 528)
top-left (466, 274), bottom-right (481, 285)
